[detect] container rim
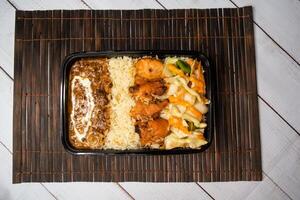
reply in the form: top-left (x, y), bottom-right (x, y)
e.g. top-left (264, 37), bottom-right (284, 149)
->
top-left (61, 50), bottom-right (214, 155)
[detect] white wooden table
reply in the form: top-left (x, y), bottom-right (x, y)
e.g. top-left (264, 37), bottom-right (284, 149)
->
top-left (0, 0), bottom-right (299, 199)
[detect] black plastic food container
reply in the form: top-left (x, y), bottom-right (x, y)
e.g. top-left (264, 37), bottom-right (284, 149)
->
top-left (61, 51), bottom-right (214, 155)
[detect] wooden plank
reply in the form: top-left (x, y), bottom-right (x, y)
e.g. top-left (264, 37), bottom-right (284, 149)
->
top-left (201, 180), bottom-right (258, 200)
top-left (268, 138), bottom-right (300, 200)
top-left (257, 100), bottom-right (298, 173)
top-left (10, 0), bottom-right (89, 10)
top-left (0, 0), bottom-right (15, 78)
top-left (254, 26), bottom-right (300, 133)
top-left (246, 175), bottom-right (291, 200)
top-left (0, 145), bottom-right (56, 200)
top-left (158, 0), bottom-right (233, 8)
top-left (42, 183), bottom-right (132, 200)
top-left (0, 72), bottom-right (13, 150)
top-left (200, 175), bottom-right (291, 200)
top-left (84, 0), bottom-right (161, 9)
top-left (120, 183), bottom-right (213, 200)
top-left (231, 0), bottom-right (300, 64)
top-left (198, 98), bottom-right (298, 199)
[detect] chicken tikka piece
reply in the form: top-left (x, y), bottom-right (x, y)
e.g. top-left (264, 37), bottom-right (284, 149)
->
top-left (129, 58), bottom-right (170, 147)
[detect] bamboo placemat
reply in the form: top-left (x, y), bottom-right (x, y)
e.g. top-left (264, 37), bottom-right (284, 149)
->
top-left (13, 6), bottom-right (262, 183)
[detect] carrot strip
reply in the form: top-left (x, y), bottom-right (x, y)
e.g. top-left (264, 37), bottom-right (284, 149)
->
top-left (167, 64), bottom-right (184, 77)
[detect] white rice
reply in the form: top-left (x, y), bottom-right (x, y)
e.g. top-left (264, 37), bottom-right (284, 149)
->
top-left (104, 56), bottom-right (140, 149)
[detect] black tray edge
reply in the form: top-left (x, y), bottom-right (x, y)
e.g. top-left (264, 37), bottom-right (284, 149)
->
top-left (60, 50), bottom-right (214, 155)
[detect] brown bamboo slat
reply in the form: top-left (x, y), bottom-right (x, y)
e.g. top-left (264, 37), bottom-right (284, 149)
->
top-left (13, 7), bottom-right (262, 183)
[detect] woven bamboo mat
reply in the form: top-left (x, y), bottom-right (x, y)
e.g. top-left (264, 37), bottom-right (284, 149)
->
top-left (13, 6), bottom-right (262, 183)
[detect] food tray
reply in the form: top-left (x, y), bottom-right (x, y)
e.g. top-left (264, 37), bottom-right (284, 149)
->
top-left (61, 50), bottom-right (214, 155)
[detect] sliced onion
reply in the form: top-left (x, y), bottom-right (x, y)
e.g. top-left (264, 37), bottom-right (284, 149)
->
top-left (164, 134), bottom-right (186, 150)
top-left (165, 57), bottom-right (178, 65)
top-left (194, 102), bottom-right (208, 114)
top-left (160, 110), bottom-right (169, 120)
top-left (163, 64), bottom-right (173, 77)
top-left (199, 123), bottom-right (207, 128)
top-left (186, 135), bottom-right (208, 148)
top-left (170, 105), bottom-right (182, 117)
top-left (167, 84), bottom-right (178, 96)
top-left (183, 93), bottom-right (196, 104)
top-left (177, 105), bottom-right (186, 114)
top-left (170, 127), bottom-right (188, 139)
top-left (182, 113), bottom-right (201, 127)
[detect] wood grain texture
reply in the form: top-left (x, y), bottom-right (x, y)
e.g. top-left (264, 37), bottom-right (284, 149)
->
top-left (200, 175), bottom-right (291, 200)
top-left (12, 7), bottom-right (261, 183)
top-left (159, 0), bottom-right (233, 8)
top-left (119, 183), bottom-right (213, 200)
top-left (245, 175), bottom-right (291, 200)
top-left (0, 0), bottom-right (15, 77)
top-left (231, 0), bottom-right (300, 64)
top-left (0, 71), bottom-right (13, 150)
top-left (10, 0), bottom-right (89, 10)
top-left (42, 183), bottom-right (132, 200)
top-left (84, 0), bottom-right (161, 9)
top-left (254, 26), bottom-right (300, 133)
top-left (257, 100), bottom-right (298, 173)
top-left (0, 145), bottom-right (56, 200)
top-left (198, 98), bottom-right (297, 200)
top-left (268, 138), bottom-right (300, 200)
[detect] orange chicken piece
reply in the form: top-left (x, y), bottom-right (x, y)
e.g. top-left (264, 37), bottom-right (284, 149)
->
top-left (138, 119), bottom-right (169, 146)
top-left (129, 81), bottom-right (167, 102)
top-left (130, 99), bottom-right (169, 120)
top-left (135, 58), bottom-right (164, 84)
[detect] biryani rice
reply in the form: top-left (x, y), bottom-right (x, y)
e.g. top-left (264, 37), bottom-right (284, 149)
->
top-left (104, 57), bottom-right (140, 149)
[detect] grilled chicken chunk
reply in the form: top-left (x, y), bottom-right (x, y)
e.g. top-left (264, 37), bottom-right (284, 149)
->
top-left (137, 118), bottom-right (169, 146)
top-left (129, 80), bottom-right (167, 103)
top-left (134, 58), bottom-right (164, 84)
top-left (130, 99), bottom-right (169, 120)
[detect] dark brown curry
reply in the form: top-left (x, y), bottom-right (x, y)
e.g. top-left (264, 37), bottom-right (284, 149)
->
top-left (68, 58), bottom-right (112, 149)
